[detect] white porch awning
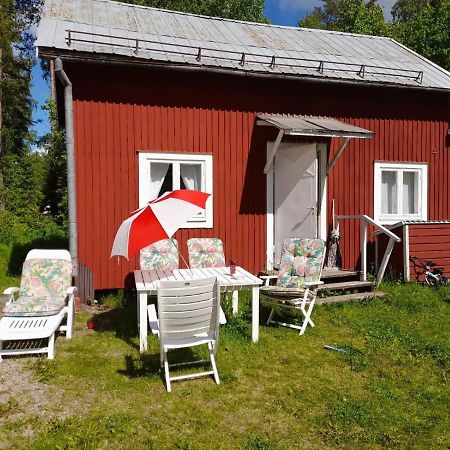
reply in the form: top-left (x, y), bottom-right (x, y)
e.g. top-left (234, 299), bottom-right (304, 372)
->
top-left (257, 114), bottom-right (374, 174)
top-left (257, 114), bottom-right (374, 138)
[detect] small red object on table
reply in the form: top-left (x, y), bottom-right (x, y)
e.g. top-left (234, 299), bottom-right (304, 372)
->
top-left (229, 260), bottom-right (236, 276)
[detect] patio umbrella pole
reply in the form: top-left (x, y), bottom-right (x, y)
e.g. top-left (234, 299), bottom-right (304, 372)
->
top-left (170, 238), bottom-right (190, 270)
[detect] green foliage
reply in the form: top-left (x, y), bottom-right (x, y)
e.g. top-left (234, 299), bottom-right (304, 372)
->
top-left (0, 398), bottom-right (19, 418)
top-left (116, 0), bottom-right (269, 23)
top-left (392, 0), bottom-right (450, 70)
top-left (299, 0), bottom-right (389, 36)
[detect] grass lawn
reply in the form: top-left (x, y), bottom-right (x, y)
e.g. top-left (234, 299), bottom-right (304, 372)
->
top-left (0, 283), bottom-right (449, 449)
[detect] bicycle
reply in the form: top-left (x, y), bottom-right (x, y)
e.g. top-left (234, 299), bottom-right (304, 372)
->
top-left (409, 255), bottom-right (450, 287)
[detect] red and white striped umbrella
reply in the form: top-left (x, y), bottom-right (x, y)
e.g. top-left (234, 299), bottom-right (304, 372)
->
top-left (111, 190), bottom-right (210, 260)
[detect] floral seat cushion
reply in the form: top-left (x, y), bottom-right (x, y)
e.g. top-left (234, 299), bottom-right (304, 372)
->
top-left (140, 239), bottom-right (179, 271)
top-left (187, 238), bottom-right (226, 268)
top-left (3, 296), bottom-right (66, 317)
top-left (277, 238), bottom-right (325, 289)
top-left (19, 258), bottom-right (72, 299)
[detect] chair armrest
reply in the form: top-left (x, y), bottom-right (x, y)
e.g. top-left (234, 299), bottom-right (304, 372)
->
top-left (3, 287), bottom-right (19, 295)
top-left (66, 286), bottom-right (78, 295)
top-left (260, 275), bottom-right (278, 286)
top-left (3, 287), bottom-right (19, 303)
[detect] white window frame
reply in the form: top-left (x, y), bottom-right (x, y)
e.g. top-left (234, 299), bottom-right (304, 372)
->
top-left (139, 152), bottom-right (213, 228)
top-left (374, 162), bottom-right (427, 225)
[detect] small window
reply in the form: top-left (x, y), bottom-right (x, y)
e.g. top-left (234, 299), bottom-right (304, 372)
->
top-left (374, 162), bottom-right (427, 224)
top-left (139, 152), bottom-right (213, 228)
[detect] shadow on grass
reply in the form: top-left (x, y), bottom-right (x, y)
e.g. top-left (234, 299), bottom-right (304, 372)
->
top-left (87, 289), bottom-right (141, 351)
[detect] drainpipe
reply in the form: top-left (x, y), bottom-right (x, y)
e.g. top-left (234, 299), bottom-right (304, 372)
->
top-left (54, 57), bottom-right (78, 277)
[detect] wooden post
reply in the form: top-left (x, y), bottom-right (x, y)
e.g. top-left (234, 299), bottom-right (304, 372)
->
top-left (50, 59), bottom-right (56, 101)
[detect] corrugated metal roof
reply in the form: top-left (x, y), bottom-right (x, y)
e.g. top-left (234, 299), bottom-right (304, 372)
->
top-left (257, 114), bottom-right (374, 138)
top-left (36, 0), bottom-right (450, 91)
top-left (388, 220), bottom-right (450, 230)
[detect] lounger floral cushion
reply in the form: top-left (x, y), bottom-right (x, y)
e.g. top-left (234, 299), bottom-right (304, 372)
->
top-left (3, 297), bottom-right (66, 317)
top-left (260, 238), bottom-right (325, 299)
top-left (3, 258), bottom-right (72, 317)
top-left (187, 238), bottom-right (226, 268)
top-left (140, 239), bottom-right (179, 271)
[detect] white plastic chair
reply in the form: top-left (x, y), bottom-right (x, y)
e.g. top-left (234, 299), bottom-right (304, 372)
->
top-left (157, 276), bottom-right (220, 392)
top-left (0, 249), bottom-right (76, 360)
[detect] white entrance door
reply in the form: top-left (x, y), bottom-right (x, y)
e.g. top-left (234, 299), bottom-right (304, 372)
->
top-left (274, 143), bottom-right (318, 263)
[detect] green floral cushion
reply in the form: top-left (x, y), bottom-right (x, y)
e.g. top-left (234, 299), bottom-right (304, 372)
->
top-left (187, 238), bottom-right (226, 268)
top-left (19, 258), bottom-right (72, 300)
top-left (3, 296), bottom-right (66, 317)
top-left (277, 238), bottom-right (325, 289)
top-left (140, 239), bottom-right (179, 271)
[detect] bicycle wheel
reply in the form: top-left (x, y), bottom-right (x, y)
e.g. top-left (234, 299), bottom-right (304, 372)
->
top-left (426, 275), bottom-right (439, 288)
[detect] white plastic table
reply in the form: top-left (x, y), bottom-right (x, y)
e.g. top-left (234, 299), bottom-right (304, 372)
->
top-left (134, 266), bottom-right (263, 352)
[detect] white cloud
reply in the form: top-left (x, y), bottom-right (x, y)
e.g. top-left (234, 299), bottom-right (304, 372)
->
top-left (277, 0), bottom-right (396, 20)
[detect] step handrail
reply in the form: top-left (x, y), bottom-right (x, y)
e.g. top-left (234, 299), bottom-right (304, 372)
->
top-left (335, 215), bottom-right (401, 287)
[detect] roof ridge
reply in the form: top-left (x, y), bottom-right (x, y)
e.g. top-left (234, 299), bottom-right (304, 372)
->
top-left (96, 0), bottom-right (392, 41)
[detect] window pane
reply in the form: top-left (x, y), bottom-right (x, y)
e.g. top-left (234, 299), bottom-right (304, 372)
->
top-left (381, 171), bottom-right (397, 214)
top-left (402, 171), bottom-right (417, 214)
top-left (149, 162), bottom-right (171, 199)
top-left (156, 164), bottom-right (173, 198)
top-left (180, 164), bottom-right (202, 191)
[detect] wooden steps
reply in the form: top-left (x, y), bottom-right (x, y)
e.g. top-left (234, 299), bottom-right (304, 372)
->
top-left (321, 269), bottom-right (359, 279)
top-left (318, 268), bottom-right (383, 304)
top-left (318, 280), bottom-right (374, 291)
top-left (317, 291), bottom-right (386, 305)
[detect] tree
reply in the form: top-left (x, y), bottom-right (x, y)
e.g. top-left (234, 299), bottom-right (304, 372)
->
top-left (0, 0), bottom-right (45, 217)
top-left (117, 0), bottom-right (269, 23)
top-left (0, 0), bottom-right (20, 210)
top-left (392, 0), bottom-right (449, 71)
top-left (298, 0), bottom-right (388, 36)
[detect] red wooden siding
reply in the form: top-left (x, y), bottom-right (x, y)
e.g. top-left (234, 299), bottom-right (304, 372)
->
top-left (65, 62), bottom-right (450, 290)
top-left (378, 224), bottom-right (450, 282)
top-left (409, 224), bottom-right (450, 281)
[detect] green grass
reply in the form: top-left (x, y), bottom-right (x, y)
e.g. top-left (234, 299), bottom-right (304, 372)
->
top-left (1, 283), bottom-right (449, 449)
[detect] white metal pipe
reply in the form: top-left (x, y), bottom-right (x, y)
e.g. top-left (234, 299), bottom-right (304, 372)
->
top-left (54, 58), bottom-right (78, 277)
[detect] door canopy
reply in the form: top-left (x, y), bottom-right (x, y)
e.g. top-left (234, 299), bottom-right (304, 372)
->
top-left (257, 114), bottom-right (374, 174)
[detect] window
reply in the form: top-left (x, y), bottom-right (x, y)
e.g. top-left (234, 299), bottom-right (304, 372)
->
top-left (139, 152), bottom-right (213, 228)
top-left (374, 162), bottom-right (427, 224)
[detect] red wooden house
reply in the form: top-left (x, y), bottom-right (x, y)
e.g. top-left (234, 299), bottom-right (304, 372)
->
top-left (36, 0), bottom-right (450, 292)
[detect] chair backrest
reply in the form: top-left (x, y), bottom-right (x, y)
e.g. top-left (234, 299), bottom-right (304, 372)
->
top-left (140, 239), bottom-right (179, 271)
top-left (187, 238), bottom-right (226, 268)
top-left (277, 238), bottom-right (325, 289)
top-left (19, 249), bottom-right (72, 299)
top-left (157, 277), bottom-right (220, 343)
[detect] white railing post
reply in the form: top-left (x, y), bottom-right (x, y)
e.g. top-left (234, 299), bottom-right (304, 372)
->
top-left (361, 219), bottom-right (367, 281)
top-left (377, 237), bottom-right (396, 287)
top-left (335, 214), bottom-right (401, 287)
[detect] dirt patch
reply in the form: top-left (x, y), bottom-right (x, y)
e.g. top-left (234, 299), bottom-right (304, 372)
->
top-left (0, 359), bottom-right (52, 423)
